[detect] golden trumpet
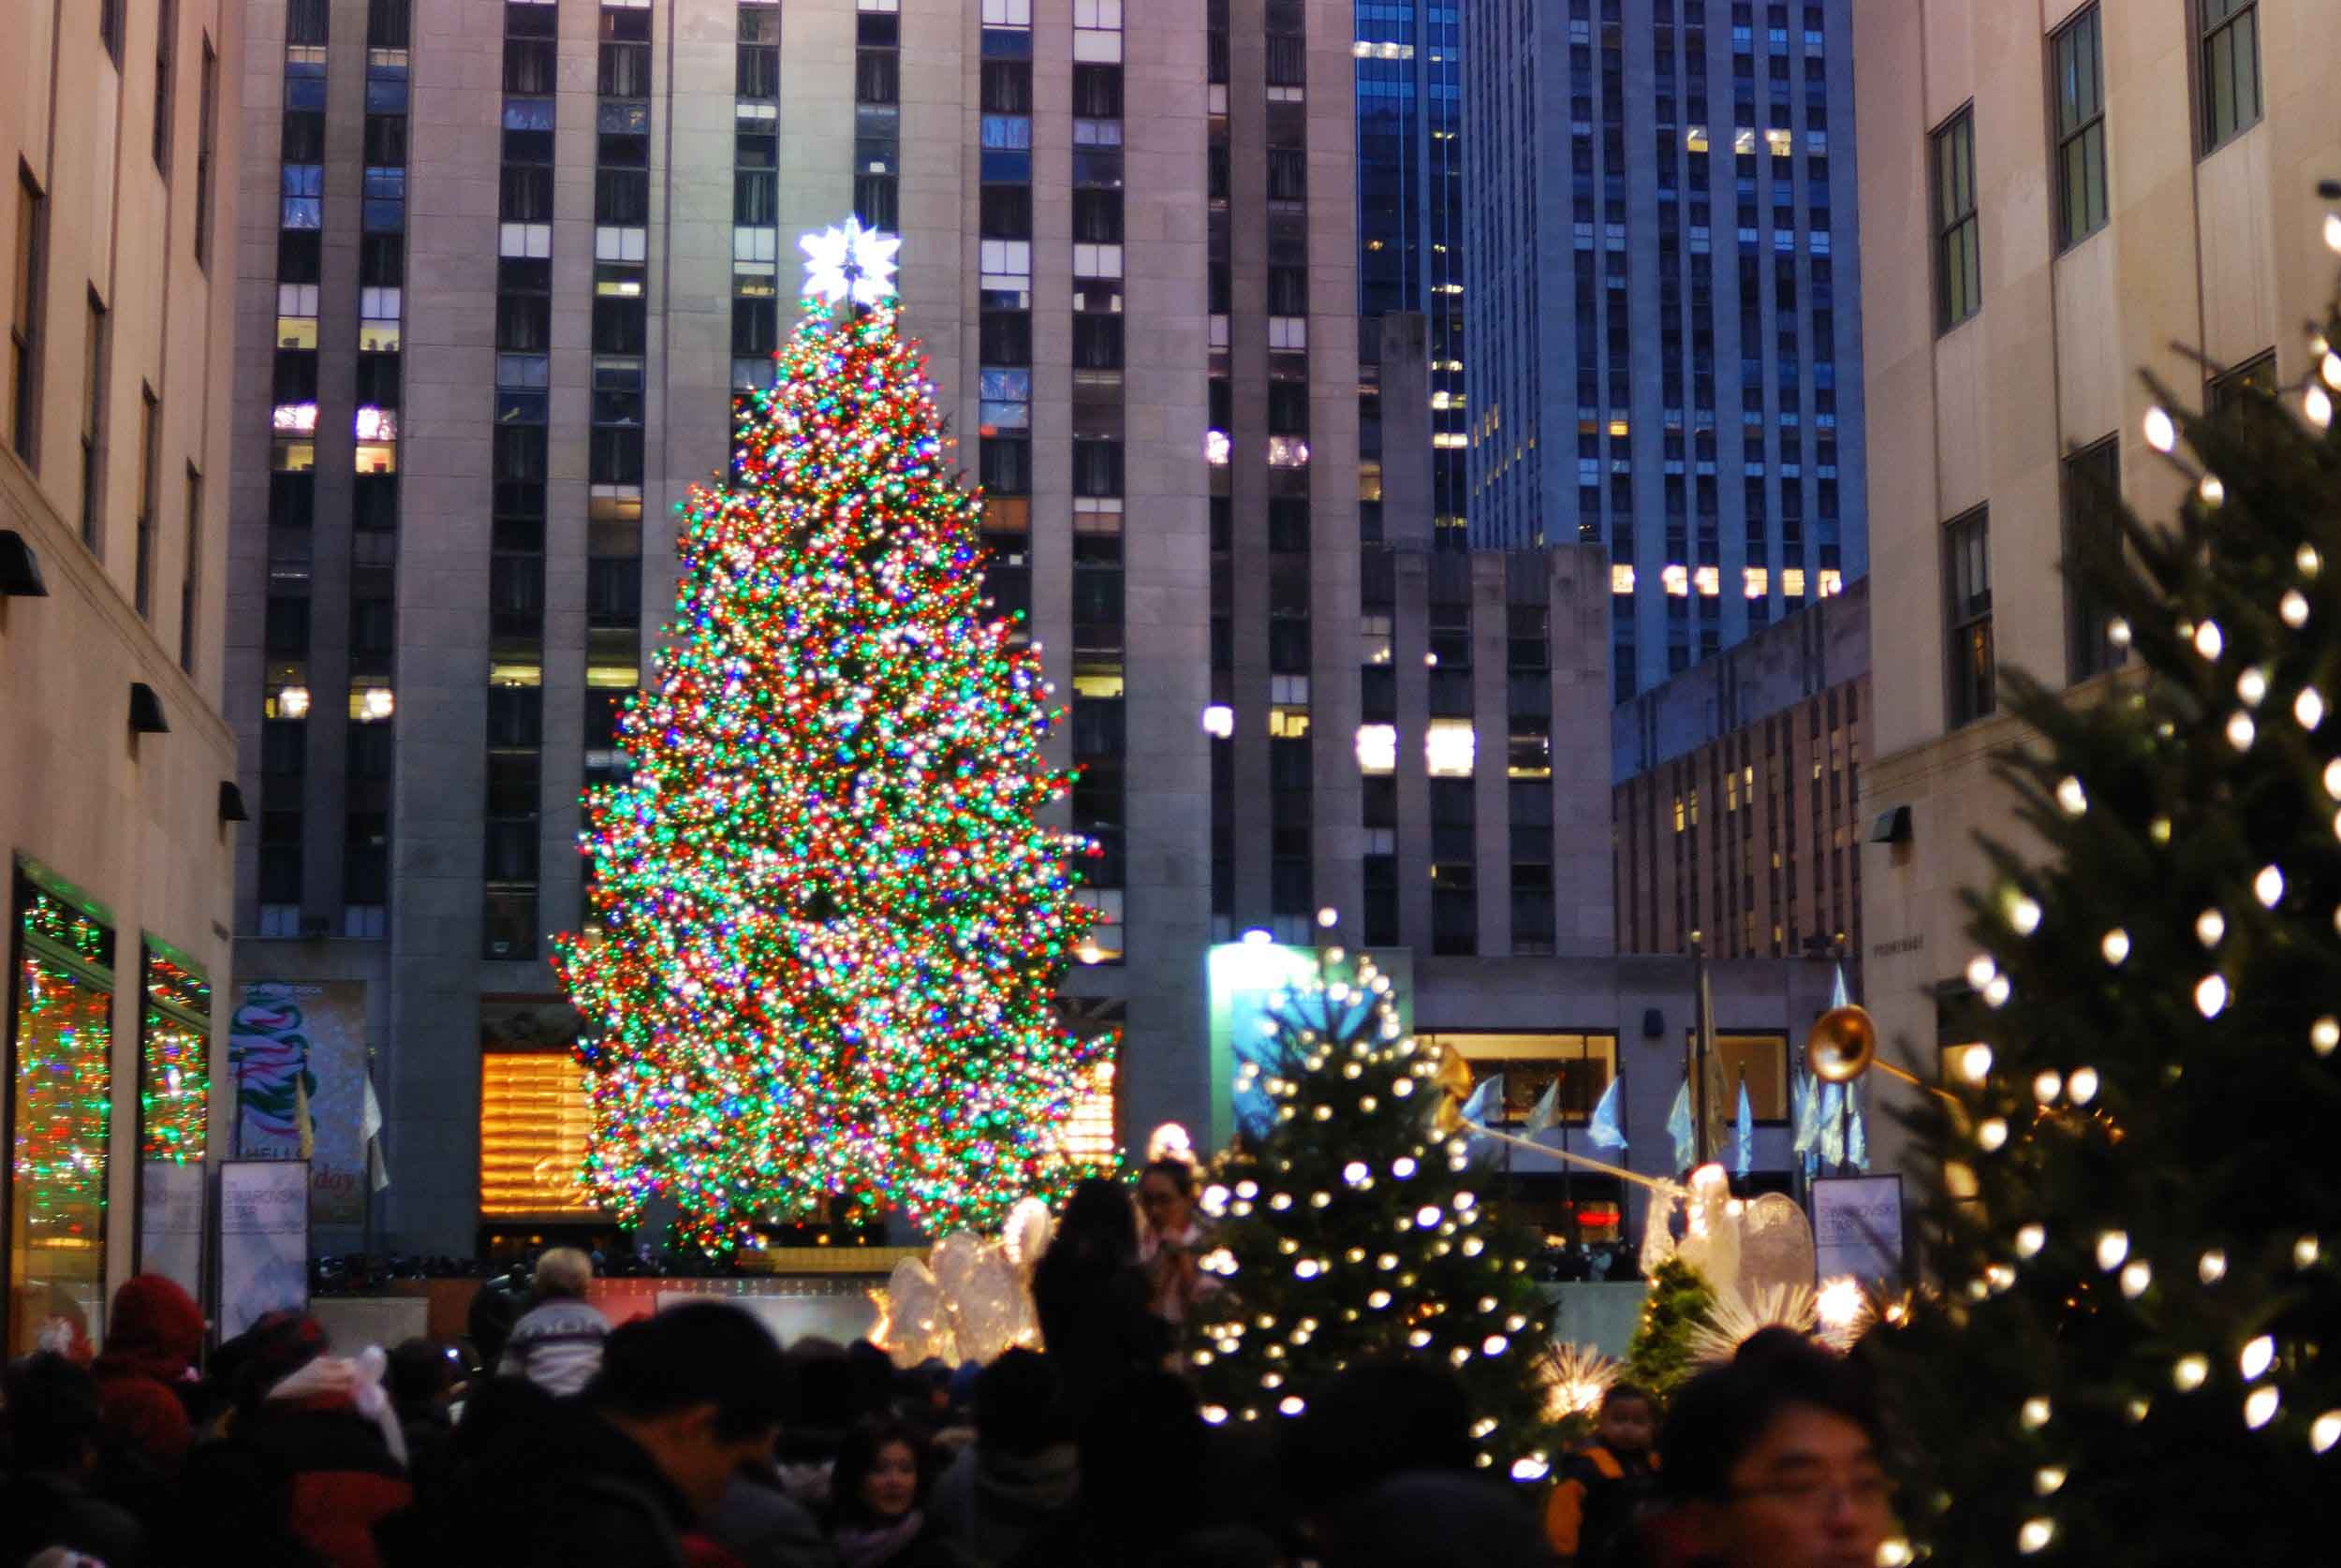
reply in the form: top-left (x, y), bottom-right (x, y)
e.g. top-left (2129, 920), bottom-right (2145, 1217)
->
top-left (1804, 1004), bottom-right (1960, 1103)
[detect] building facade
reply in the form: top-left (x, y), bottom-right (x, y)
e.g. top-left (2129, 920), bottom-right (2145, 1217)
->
top-left (1852, 0), bottom-right (2341, 1166)
top-left (1352, 0), bottom-right (1465, 546)
top-left (1612, 576), bottom-right (1867, 980)
top-left (2, 0), bottom-right (244, 1352)
top-left (1460, 0), bottom-right (1868, 701)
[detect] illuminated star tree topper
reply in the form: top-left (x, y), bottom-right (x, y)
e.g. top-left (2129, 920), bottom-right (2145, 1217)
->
top-left (553, 221), bottom-right (1097, 1253)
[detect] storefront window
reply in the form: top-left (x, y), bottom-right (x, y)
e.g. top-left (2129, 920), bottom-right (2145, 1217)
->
top-left (479, 1049), bottom-right (599, 1219)
top-left (9, 883), bottom-right (116, 1356)
top-left (140, 948), bottom-right (210, 1163)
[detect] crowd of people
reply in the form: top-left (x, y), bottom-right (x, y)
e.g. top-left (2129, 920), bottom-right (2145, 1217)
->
top-left (0, 1178), bottom-right (1892, 1568)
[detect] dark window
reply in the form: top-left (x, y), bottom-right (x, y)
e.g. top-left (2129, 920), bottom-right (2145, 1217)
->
top-left (857, 50), bottom-right (899, 104)
top-left (1931, 108), bottom-right (1980, 330)
top-left (2199, 0), bottom-right (2260, 153)
top-left (2207, 348), bottom-right (2276, 411)
top-left (10, 166), bottom-right (47, 459)
top-left (1266, 148), bottom-right (1306, 201)
top-left (732, 297), bottom-right (778, 358)
top-left (2063, 437), bottom-right (2124, 682)
top-left (152, 0), bottom-right (177, 170)
top-left (500, 165), bottom-right (552, 222)
top-left (101, 0), bottom-right (125, 60)
top-left (1265, 29), bottom-right (1304, 85)
top-left (981, 184), bottom-right (1032, 238)
top-left (496, 292), bottom-right (550, 353)
top-left (981, 437), bottom-right (1031, 495)
top-left (1073, 314), bottom-right (1124, 369)
top-left (599, 42), bottom-right (651, 98)
top-left (1944, 506), bottom-right (1994, 725)
top-left (1071, 64), bottom-right (1122, 117)
top-left (738, 36), bottom-right (778, 99)
top-left (589, 426), bottom-right (642, 486)
top-left (1433, 867), bottom-right (1477, 956)
top-left (1072, 190), bottom-right (1122, 243)
top-left (1071, 439), bottom-right (1123, 498)
top-left (597, 168), bottom-right (650, 225)
top-left (504, 38), bottom-right (555, 95)
top-left (853, 175), bottom-right (898, 232)
top-left (979, 311), bottom-right (1031, 366)
top-left (1267, 267), bottom-right (1307, 315)
top-left (982, 60), bottom-right (1032, 113)
top-left (593, 296), bottom-right (646, 355)
top-left (363, 112), bottom-right (407, 168)
top-left (2052, 7), bottom-right (2107, 247)
top-left (487, 684), bottom-right (542, 749)
top-left (1267, 381), bottom-right (1309, 436)
top-left (733, 169), bottom-right (776, 226)
top-left (287, 0), bottom-right (329, 44)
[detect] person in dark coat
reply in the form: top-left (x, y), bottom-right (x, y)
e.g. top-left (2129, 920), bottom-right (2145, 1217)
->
top-left (88, 1274), bottom-right (206, 1477)
top-left (0, 1353), bottom-right (146, 1568)
top-left (224, 1312), bottom-right (413, 1568)
top-left (1029, 1177), bottom-right (1166, 1428)
top-left (825, 1420), bottom-right (964, 1568)
top-left (377, 1302), bottom-right (793, 1568)
top-left (927, 1350), bottom-right (1078, 1568)
top-left (1547, 1383), bottom-right (1661, 1566)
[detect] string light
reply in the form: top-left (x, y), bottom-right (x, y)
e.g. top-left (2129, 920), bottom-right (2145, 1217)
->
top-left (2100, 929), bottom-right (2130, 965)
top-left (2283, 590), bottom-right (2310, 628)
top-left (2021, 1396), bottom-right (2053, 1430)
top-left (2198, 1249), bottom-right (2227, 1284)
top-left (2240, 1335), bottom-right (2275, 1380)
top-left (2015, 1224), bottom-right (2046, 1258)
top-left (2193, 621), bottom-right (2225, 660)
top-left (2054, 776), bottom-right (2087, 815)
top-left (2066, 1066), bottom-right (2098, 1104)
top-left (2194, 975), bottom-right (2230, 1018)
top-left (2312, 1412), bottom-right (2341, 1454)
top-left (2255, 866), bottom-right (2285, 907)
top-left (2144, 406), bottom-right (2177, 452)
top-left (2017, 1518), bottom-right (2055, 1555)
top-left (2300, 689), bottom-right (2328, 729)
top-left (2173, 1355), bottom-right (2209, 1391)
top-left (2315, 1017), bottom-right (2340, 1057)
top-left (2296, 1235), bottom-right (2321, 1268)
top-left (2245, 1387), bottom-right (2281, 1429)
top-left (2095, 1231), bottom-right (2129, 1270)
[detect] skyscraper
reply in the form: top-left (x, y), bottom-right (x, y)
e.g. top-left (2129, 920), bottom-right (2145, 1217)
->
top-left (1460, 0), bottom-right (1868, 701)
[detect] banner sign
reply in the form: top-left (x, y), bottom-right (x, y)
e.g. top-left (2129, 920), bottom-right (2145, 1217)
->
top-left (229, 980), bottom-right (369, 1225)
top-left (139, 1161), bottom-right (207, 1305)
top-left (1811, 1173), bottom-right (1906, 1284)
top-left (217, 1161), bottom-right (311, 1340)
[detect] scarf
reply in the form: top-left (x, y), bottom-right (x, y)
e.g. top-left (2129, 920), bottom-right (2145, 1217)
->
top-left (834, 1509), bottom-right (925, 1568)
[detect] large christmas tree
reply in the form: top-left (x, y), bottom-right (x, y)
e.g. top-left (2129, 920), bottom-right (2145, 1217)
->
top-left (1873, 268), bottom-right (2341, 1559)
top-left (553, 222), bottom-right (1098, 1253)
top-left (1188, 951), bottom-right (1557, 1480)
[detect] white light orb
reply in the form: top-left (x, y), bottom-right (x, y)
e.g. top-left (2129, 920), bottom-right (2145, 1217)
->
top-left (2195, 974), bottom-right (2230, 1018)
top-left (2199, 1249), bottom-right (2228, 1284)
top-left (2173, 1354), bottom-right (2209, 1391)
top-left (2054, 776), bottom-right (2087, 815)
top-left (2015, 1224), bottom-right (2047, 1258)
top-left (2100, 929), bottom-right (2130, 965)
top-left (2018, 1518), bottom-right (2055, 1556)
top-left (2193, 621), bottom-right (2225, 660)
top-left (2095, 1230), bottom-right (2129, 1270)
top-left (2241, 1334), bottom-right (2275, 1381)
top-left (2255, 865), bottom-right (2286, 907)
top-left (2245, 1386), bottom-right (2282, 1429)
top-left (2067, 1066), bottom-right (2099, 1104)
top-left (2196, 909), bottom-right (2227, 947)
top-left (2143, 406), bottom-right (2177, 452)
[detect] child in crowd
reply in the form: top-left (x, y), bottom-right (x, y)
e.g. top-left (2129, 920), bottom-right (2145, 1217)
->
top-left (1545, 1383), bottom-right (1661, 1567)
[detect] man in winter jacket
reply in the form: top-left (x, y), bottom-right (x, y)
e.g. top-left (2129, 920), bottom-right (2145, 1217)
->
top-left (498, 1247), bottom-right (611, 1396)
top-left (89, 1274), bottom-right (206, 1475)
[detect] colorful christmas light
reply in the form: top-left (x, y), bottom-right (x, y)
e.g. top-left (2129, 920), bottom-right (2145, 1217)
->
top-left (552, 288), bottom-right (1097, 1253)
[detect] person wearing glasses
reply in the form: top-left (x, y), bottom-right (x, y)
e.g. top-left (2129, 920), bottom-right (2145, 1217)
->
top-left (1648, 1328), bottom-right (1892, 1568)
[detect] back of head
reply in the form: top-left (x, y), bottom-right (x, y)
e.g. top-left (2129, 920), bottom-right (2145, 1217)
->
top-left (1661, 1330), bottom-right (1883, 1502)
top-left (1046, 1177), bottom-right (1137, 1268)
top-left (973, 1347), bottom-right (1065, 1457)
top-left (103, 1274), bottom-right (206, 1370)
top-left (2, 1352), bottom-right (104, 1472)
top-left (455, 1376), bottom-right (561, 1464)
top-left (466, 1276), bottom-right (523, 1368)
top-left (1282, 1361), bottom-right (1474, 1509)
top-left (220, 1310), bottom-right (331, 1416)
top-left (1318, 1472), bottom-right (1551, 1568)
top-left (387, 1338), bottom-right (459, 1414)
top-left (588, 1301), bottom-right (788, 1440)
top-left (532, 1246), bottom-right (595, 1302)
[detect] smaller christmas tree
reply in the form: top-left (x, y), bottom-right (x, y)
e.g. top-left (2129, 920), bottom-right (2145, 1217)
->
top-left (1188, 950), bottom-right (1556, 1480)
top-left (1622, 1254), bottom-right (1717, 1402)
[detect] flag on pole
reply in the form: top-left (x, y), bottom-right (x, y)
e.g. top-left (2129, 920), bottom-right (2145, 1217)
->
top-left (1830, 960), bottom-right (1852, 1012)
top-left (1733, 1077), bottom-right (1756, 1178)
top-left (1819, 1081), bottom-right (1848, 1168)
top-left (1459, 1072), bottom-right (1503, 1163)
top-left (1524, 1076), bottom-right (1562, 1136)
top-left (1666, 1075), bottom-right (1696, 1174)
top-left (361, 1072), bottom-right (391, 1193)
top-left (1791, 1068), bottom-right (1819, 1173)
top-left (1696, 950), bottom-right (1729, 1165)
top-left (293, 1074), bottom-right (316, 1164)
top-left (1587, 1076), bottom-right (1628, 1150)
top-left (1846, 1080), bottom-right (1869, 1172)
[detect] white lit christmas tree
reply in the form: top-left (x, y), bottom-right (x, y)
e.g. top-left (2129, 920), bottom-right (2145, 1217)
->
top-left (1872, 225), bottom-right (2341, 1560)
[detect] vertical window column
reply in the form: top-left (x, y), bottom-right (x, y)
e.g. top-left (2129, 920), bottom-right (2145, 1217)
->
top-left (258, 1), bottom-right (331, 938)
top-left (854, 0), bottom-right (901, 230)
top-left (486, 0), bottom-right (557, 960)
top-left (976, 13), bottom-right (1032, 644)
top-left (1263, 0), bottom-right (1312, 945)
top-left (345, 0), bottom-right (408, 941)
top-left (1069, 7), bottom-right (1124, 962)
top-left (1204, 0), bottom-right (1232, 940)
top-left (587, 0), bottom-right (652, 925)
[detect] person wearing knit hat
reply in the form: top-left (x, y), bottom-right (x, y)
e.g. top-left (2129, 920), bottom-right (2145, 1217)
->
top-left (89, 1274), bottom-right (207, 1474)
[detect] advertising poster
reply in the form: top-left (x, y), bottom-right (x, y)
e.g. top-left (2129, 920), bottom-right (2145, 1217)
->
top-left (138, 1161), bottom-right (207, 1306)
top-left (1811, 1174), bottom-right (1906, 1284)
top-left (217, 1161), bottom-right (311, 1340)
top-left (229, 980), bottom-right (369, 1225)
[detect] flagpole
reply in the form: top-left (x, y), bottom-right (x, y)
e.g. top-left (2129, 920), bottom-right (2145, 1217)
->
top-left (1691, 931), bottom-right (1712, 1166)
top-left (1465, 1121), bottom-right (1674, 1193)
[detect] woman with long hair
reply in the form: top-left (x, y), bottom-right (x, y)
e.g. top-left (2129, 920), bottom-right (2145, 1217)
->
top-left (1030, 1177), bottom-right (1169, 1429)
top-left (826, 1420), bottom-right (963, 1568)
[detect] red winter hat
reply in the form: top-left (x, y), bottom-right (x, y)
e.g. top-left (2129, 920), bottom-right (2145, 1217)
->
top-left (100, 1275), bottom-right (205, 1380)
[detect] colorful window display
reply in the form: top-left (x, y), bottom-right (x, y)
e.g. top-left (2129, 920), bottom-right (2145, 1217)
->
top-left (8, 884), bottom-right (116, 1356)
top-left (139, 947), bottom-right (210, 1164)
